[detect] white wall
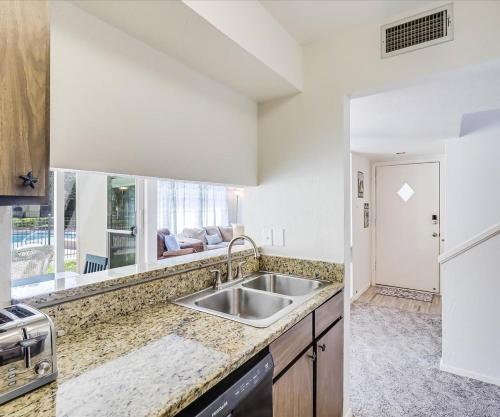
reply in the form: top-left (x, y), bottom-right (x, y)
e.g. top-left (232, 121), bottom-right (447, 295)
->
top-left (243, 2), bottom-right (500, 414)
top-left (445, 117), bottom-right (500, 249)
top-left (76, 173), bottom-right (108, 274)
top-left (245, 0), bottom-right (500, 262)
top-left (441, 234), bottom-right (500, 386)
top-left (351, 153), bottom-right (371, 299)
top-left (50, 2), bottom-right (257, 186)
top-left (441, 112), bottom-right (500, 385)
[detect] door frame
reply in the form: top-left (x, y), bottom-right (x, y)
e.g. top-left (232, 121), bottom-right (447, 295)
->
top-left (105, 175), bottom-right (142, 268)
top-left (371, 155), bottom-right (445, 293)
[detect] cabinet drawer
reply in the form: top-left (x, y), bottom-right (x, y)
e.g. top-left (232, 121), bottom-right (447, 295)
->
top-left (270, 313), bottom-right (313, 377)
top-left (315, 290), bottom-right (343, 338)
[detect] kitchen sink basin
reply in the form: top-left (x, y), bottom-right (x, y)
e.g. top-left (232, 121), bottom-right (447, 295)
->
top-left (173, 272), bottom-right (330, 327)
top-left (195, 288), bottom-right (292, 320)
top-left (242, 274), bottom-right (322, 297)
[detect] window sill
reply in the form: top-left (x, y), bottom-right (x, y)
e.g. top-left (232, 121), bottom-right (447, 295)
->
top-left (12, 245), bottom-right (254, 308)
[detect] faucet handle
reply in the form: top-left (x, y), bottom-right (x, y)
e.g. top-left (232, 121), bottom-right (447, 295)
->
top-left (236, 261), bottom-right (246, 279)
top-left (210, 269), bottom-right (222, 289)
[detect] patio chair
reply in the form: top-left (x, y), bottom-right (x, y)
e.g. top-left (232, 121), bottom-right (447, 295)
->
top-left (11, 246), bottom-right (54, 280)
top-left (83, 254), bottom-right (108, 274)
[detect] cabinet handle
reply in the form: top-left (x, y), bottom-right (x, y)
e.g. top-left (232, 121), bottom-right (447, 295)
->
top-left (318, 344), bottom-right (326, 352)
top-left (307, 352), bottom-right (317, 362)
top-left (19, 172), bottom-right (38, 189)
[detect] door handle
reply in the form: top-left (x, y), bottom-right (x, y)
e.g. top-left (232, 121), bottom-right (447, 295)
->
top-left (318, 344), bottom-right (326, 352)
top-left (432, 233), bottom-right (439, 237)
top-left (307, 352), bottom-right (317, 362)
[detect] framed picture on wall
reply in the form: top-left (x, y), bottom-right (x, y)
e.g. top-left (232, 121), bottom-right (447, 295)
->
top-left (357, 171), bottom-right (364, 198)
top-left (364, 203), bottom-right (369, 228)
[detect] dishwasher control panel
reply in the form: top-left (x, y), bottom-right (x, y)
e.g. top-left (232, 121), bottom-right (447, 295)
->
top-left (192, 353), bottom-right (274, 417)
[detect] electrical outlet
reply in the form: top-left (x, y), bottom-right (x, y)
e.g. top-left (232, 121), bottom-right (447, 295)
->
top-left (261, 228), bottom-right (273, 246)
top-left (273, 228), bottom-right (285, 246)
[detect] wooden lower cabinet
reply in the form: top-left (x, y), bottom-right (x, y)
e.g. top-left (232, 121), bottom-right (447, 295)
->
top-left (272, 347), bottom-right (314, 417)
top-left (272, 292), bottom-right (344, 417)
top-left (316, 318), bottom-right (344, 417)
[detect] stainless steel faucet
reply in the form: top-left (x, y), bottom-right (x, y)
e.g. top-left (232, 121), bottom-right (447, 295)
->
top-left (227, 235), bottom-right (260, 282)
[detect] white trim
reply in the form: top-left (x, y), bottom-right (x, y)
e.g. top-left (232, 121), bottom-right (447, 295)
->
top-left (135, 178), bottom-right (146, 266)
top-left (344, 407), bottom-right (353, 417)
top-left (144, 178), bottom-right (159, 264)
top-left (343, 94), bottom-right (352, 417)
top-left (53, 170), bottom-right (66, 273)
top-left (439, 223), bottom-right (500, 264)
top-left (351, 281), bottom-right (371, 303)
top-left (370, 154), bottom-right (443, 166)
top-left (0, 207), bottom-right (12, 307)
top-left (440, 358), bottom-right (500, 387)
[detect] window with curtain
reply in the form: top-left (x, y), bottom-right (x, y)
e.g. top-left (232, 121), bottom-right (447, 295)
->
top-left (157, 181), bottom-right (229, 234)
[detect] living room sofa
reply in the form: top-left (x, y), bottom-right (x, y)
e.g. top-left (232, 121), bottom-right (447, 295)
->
top-left (156, 228), bottom-right (204, 260)
top-left (156, 226), bottom-right (243, 260)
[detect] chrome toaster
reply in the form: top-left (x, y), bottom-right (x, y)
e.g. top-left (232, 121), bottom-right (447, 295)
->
top-left (0, 304), bottom-right (57, 404)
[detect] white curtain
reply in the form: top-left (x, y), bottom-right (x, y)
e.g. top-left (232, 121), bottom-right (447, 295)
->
top-left (157, 181), bottom-right (229, 234)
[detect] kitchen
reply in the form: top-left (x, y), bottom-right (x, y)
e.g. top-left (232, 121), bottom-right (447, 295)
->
top-left (2, 1), bottom-right (500, 417)
top-left (0, 1), bottom-right (344, 416)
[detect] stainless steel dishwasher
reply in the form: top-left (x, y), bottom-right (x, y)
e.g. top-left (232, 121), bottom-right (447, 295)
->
top-left (177, 351), bottom-right (274, 417)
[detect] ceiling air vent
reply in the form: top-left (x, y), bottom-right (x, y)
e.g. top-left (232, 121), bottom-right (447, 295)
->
top-left (381, 4), bottom-right (453, 58)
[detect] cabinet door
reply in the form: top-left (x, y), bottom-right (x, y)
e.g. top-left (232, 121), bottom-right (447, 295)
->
top-left (273, 347), bottom-right (314, 417)
top-left (316, 318), bottom-right (343, 417)
top-left (0, 0), bottom-right (50, 203)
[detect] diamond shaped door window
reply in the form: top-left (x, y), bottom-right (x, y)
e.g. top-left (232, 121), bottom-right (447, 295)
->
top-left (397, 183), bottom-right (415, 203)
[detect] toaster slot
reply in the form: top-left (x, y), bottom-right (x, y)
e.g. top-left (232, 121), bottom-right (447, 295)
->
top-left (0, 344), bottom-right (24, 367)
top-left (0, 327), bottom-right (25, 368)
top-left (0, 313), bottom-right (12, 326)
top-left (5, 306), bottom-right (35, 319)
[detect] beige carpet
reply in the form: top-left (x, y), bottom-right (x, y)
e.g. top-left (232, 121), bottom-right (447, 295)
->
top-left (351, 303), bottom-right (500, 417)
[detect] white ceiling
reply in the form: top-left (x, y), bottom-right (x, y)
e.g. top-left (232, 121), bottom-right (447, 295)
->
top-left (350, 62), bottom-right (500, 161)
top-left (260, 0), bottom-right (430, 45)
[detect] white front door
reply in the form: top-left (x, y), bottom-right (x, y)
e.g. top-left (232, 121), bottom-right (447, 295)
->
top-left (375, 162), bottom-right (440, 292)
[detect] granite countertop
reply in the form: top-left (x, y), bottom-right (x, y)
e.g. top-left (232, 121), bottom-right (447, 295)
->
top-left (0, 282), bottom-right (343, 417)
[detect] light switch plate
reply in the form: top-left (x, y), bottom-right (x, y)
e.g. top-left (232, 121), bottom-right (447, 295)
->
top-left (262, 228), bottom-right (273, 246)
top-left (273, 228), bottom-right (285, 246)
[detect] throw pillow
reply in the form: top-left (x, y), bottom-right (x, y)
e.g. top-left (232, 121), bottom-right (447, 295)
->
top-left (219, 226), bottom-right (233, 242)
top-left (232, 224), bottom-right (245, 237)
top-left (204, 226), bottom-right (222, 241)
top-left (206, 233), bottom-right (223, 245)
top-left (164, 234), bottom-right (181, 251)
top-left (182, 227), bottom-right (207, 243)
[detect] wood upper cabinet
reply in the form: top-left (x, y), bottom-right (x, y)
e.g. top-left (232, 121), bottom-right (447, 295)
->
top-left (273, 347), bottom-right (314, 417)
top-left (316, 318), bottom-right (344, 417)
top-left (0, 0), bottom-right (50, 204)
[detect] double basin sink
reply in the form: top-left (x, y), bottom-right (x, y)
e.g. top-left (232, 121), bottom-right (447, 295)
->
top-left (174, 272), bottom-right (329, 327)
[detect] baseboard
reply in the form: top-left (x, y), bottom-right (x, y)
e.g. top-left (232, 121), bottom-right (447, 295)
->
top-left (344, 407), bottom-right (353, 417)
top-left (440, 358), bottom-right (500, 387)
top-left (350, 282), bottom-right (371, 303)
